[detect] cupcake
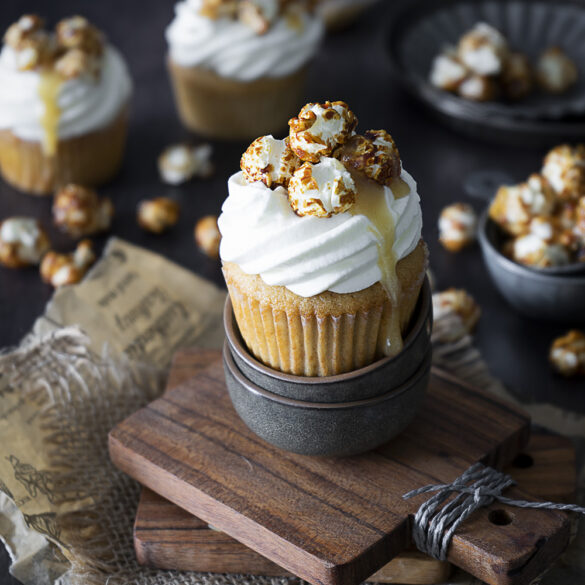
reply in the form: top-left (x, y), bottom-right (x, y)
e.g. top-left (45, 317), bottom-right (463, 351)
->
top-left (165, 0), bottom-right (323, 140)
top-left (218, 101), bottom-right (427, 376)
top-left (0, 15), bottom-right (132, 195)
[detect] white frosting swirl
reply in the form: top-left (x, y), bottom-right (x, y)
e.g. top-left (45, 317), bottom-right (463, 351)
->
top-left (165, 0), bottom-right (324, 81)
top-left (0, 45), bottom-right (132, 142)
top-left (218, 170), bottom-right (423, 297)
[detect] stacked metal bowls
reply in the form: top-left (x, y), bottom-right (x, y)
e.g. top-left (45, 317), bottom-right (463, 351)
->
top-left (223, 279), bottom-right (433, 457)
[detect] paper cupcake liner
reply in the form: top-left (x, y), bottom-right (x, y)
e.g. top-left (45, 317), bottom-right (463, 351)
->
top-left (0, 105), bottom-right (129, 196)
top-left (167, 60), bottom-right (307, 140)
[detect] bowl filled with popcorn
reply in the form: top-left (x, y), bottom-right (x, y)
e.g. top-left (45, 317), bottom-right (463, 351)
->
top-left (478, 144), bottom-right (585, 322)
top-left (217, 100), bottom-right (432, 456)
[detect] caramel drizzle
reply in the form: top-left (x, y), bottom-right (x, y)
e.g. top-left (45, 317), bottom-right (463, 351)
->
top-left (38, 70), bottom-right (62, 156)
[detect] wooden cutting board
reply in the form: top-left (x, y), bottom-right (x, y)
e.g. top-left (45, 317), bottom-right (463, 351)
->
top-left (109, 350), bottom-right (571, 585)
top-left (132, 349), bottom-right (577, 585)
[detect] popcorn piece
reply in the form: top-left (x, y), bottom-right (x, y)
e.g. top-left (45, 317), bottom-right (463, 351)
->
top-left (158, 143), bottom-right (214, 185)
top-left (0, 217), bottom-right (50, 268)
top-left (429, 48), bottom-right (468, 92)
top-left (549, 330), bottom-right (585, 377)
top-left (40, 239), bottom-right (96, 287)
top-left (457, 74), bottom-right (499, 102)
top-left (537, 47), bottom-right (578, 94)
top-left (137, 198), bottom-right (180, 234)
top-left (489, 174), bottom-right (556, 236)
top-left (4, 15), bottom-right (44, 48)
top-left (457, 22), bottom-right (509, 76)
top-left (511, 232), bottom-right (569, 268)
top-left (438, 203), bottom-right (477, 252)
top-left (288, 157), bottom-right (356, 217)
top-left (574, 197), bottom-right (585, 244)
top-left (501, 52), bottom-right (533, 101)
top-left (432, 288), bottom-right (481, 343)
top-left (333, 130), bottom-right (401, 186)
top-left (53, 184), bottom-right (114, 238)
top-left (542, 144), bottom-right (585, 201)
top-left (238, 0), bottom-right (280, 34)
top-left (199, 0), bottom-right (239, 20)
top-left (56, 16), bottom-right (104, 56)
top-left (55, 48), bottom-right (98, 79)
top-left (289, 101), bottom-right (357, 163)
top-left (4, 15), bottom-right (53, 71)
top-left (240, 135), bottom-right (300, 188)
top-left (195, 215), bottom-right (221, 258)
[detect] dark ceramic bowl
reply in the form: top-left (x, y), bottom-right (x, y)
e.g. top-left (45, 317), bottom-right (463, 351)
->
top-left (478, 209), bottom-right (585, 322)
top-left (223, 341), bottom-right (431, 457)
top-left (224, 278), bottom-right (432, 403)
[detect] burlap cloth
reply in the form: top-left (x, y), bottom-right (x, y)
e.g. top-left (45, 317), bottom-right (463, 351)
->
top-left (0, 238), bottom-right (583, 585)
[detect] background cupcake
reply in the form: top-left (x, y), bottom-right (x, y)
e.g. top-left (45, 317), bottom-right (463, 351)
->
top-left (219, 101), bottom-right (427, 376)
top-left (0, 15), bottom-right (132, 195)
top-left (165, 0), bottom-right (323, 140)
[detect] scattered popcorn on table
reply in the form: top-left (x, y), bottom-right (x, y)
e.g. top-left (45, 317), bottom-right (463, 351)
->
top-left (432, 288), bottom-right (481, 343)
top-left (542, 144), bottom-right (585, 201)
top-left (194, 215), bottom-right (221, 258)
top-left (53, 184), bottom-right (114, 238)
top-left (288, 157), bottom-right (357, 217)
top-left (137, 197), bottom-right (180, 234)
top-left (0, 217), bottom-right (50, 268)
top-left (536, 47), bottom-right (578, 94)
top-left (158, 143), bottom-right (214, 185)
top-left (457, 22), bottom-right (509, 76)
top-left (240, 135), bottom-right (300, 188)
top-left (40, 239), bottom-right (96, 287)
top-left (288, 101), bottom-right (357, 163)
top-left (438, 203), bottom-right (477, 252)
top-left (501, 52), bottom-right (533, 101)
top-left (549, 330), bottom-right (585, 377)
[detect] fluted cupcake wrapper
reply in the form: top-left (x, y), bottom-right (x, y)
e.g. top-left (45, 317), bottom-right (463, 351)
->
top-left (0, 105), bottom-right (129, 196)
top-left (167, 59), bottom-right (307, 140)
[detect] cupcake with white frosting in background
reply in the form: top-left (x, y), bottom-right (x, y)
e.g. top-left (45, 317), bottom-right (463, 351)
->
top-left (165, 0), bottom-right (323, 140)
top-left (0, 15), bottom-right (132, 195)
top-left (218, 101), bottom-right (427, 376)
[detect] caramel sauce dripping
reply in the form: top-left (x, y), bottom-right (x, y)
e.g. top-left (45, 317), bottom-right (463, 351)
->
top-left (349, 172), bottom-right (404, 357)
top-left (38, 70), bottom-right (62, 156)
top-left (285, 9), bottom-right (304, 33)
top-left (389, 176), bottom-right (410, 199)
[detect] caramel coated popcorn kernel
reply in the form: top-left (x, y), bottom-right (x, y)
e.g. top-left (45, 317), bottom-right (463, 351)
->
top-left (4, 15), bottom-right (53, 71)
top-left (537, 47), bottom-right (578, 95)
top-left (0, 217), bottom-right (50, 268)
top-left (501, 52), bottom-right (534, 101)
top-left (137, 198), bottom-right (180, 234)
top-left (195, 215), bottom-right (221, 258)
top-left (429, 48), bottom-right (468, 92)
top-left (241, 136), bottom-right (300, 188)
top-left (40, 239), bottom-right (96, 287)
top-left (238, 0), bottom-right (280, 34)
top-left (438, 203), bottom-right (478, 252)
top-left (53, 184), bottom-right (114, 238)
top-left (289, 101), bottom-right (357, 163)
top-left (457, 22), bottom-right (509, 76)
top-left (432, 288), bottom-right (481, 343)
top-left (334, 130), bottom-right (401, 186)
top-left (56, 16), bottom-right (104, 56)
top-left (158, 143), bottom-right (214, 185)
top-left (542, 144), bottom-right (585, 201)
top-left (457, 74), bottom-right (499, 102)
top-left (549, 330), bottom-right (585, 377)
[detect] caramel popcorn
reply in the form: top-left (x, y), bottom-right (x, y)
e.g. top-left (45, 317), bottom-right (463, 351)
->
top-left (457, 74), bottom-right (499, 102)
top-left (238, 0), bottom-right (280, 34)
top-left (137, 198), bottom-right (180, 234)
top-left (288, 157), bottom-right (356, 217)
top-left (158, 143), bottom-right (214, 185)
top-left (289, 101), bottom-right (357, 163)
top-left (0, 217), bottom-right (50, 268)
top-left (40, 239), bottom-right (96, 287)
top-left (54, 48), bottom-right (98, 79)
top-left (574, 197), bottom-right (585, 244)
top-left (429, 48), bottom-right (468, 92)
top-left (549, 330), bottom-right (585, 377)
top-left (501, 52), bottom-right (533, 101)
top-left (4, 14), bottom-right (44, 48)
top-left (438, 203), bottom-right (477, 252)
top-left (537, 47), bottom-right (578, 94)
top-left (489, 174), bottom-right (555, 237)
top-left (510, 230), bottom-right (569, 268)
top-left (457, 22), bottom-right (509, 76)
top-left (4, 15), bottom-right (53, 71)
top-left (542, 144), bottom-right (585, 201)
top-left (241, 136), bottom-right (300, 188)
top-left (56, 16), bottom-right (104, 56)
top-left (53, 184), bottom-right (114, 238)
top-left (334, 130), bottom-right (401, 186)
top-left (199, 0), bottom-right (239, 20)
top-left (432, 288), bottom-right (481, 343)
top-left (195, 215), bottom-right (221, 258)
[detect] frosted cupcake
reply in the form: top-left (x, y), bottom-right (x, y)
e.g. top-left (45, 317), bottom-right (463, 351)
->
top-left (0, 15), bottom-right (132, 195)
top-left (165, 0), bottom-right (323, 140)
top-left (219, 101), bottom-right (427, 376)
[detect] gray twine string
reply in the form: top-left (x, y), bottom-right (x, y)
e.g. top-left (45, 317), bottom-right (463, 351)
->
top-left (403, 462), bottom-right (585, 561)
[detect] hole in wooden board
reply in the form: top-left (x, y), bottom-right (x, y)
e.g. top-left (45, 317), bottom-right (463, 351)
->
top-left (512, 453), bottom-right (534, 469)
top-left (488, 509), bottom-right (513, 526)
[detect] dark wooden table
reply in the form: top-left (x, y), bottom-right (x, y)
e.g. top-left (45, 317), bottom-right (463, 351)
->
top-left (1, 0), bottom-right (583, 583)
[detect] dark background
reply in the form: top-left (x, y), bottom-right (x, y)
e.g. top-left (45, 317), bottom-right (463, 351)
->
top-left (0, 0), bottom-right (584, 583)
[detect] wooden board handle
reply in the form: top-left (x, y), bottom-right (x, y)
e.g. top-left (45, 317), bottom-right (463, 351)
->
top-left (446, 487), bottom-right (570, 585)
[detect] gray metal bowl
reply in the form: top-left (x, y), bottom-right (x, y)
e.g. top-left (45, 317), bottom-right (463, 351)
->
top-left (223, 340), bottom-right (431, 457)
top-left (478, 209), bottom-right (585, 322)
top-left (224, 278), bottom-right (432, 402)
